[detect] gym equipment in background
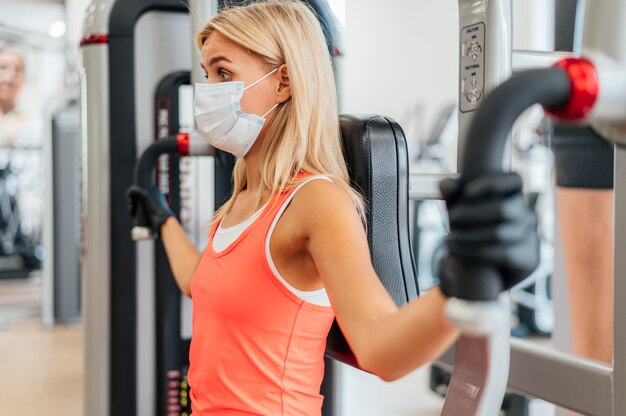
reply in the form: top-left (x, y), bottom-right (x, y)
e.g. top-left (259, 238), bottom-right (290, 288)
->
top-left (42, 94), bottom-right (81, 325)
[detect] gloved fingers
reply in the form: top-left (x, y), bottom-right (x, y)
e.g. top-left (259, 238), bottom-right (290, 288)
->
top-left (446, 232), bottom-right (540, 277)
top-left (439, 177), bottom-right (463, 204)
top-left (127, 198), bottom-right (137, 217)
top-left (461, 172), bottom-right (523, 201)
top-left (126, 185), bottom-right (149, 200)
top-left (494, 235), bottom-right (540, 287)
top-left (126, 185), bottom-right (149, 217)
top-left (447, 213), bottom-right (536, 244)
top-left (447, 232), bottom-right (536, 263)
top-left (447, 193), bottom-right (529, 227)
top-left (126, 190), bottom-right (136, 216)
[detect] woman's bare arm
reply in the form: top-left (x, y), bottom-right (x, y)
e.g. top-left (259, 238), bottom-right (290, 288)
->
top-left (296, 180), bottom-right (458, 381)
top-left (159, 217), bottom-right (202, 297)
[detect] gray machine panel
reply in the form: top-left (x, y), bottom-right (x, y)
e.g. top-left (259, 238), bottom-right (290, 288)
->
top-left (51, 100), bottom-right (82, 323)
top-left (133, 11), bottom-right (192, 416)
top-left (81, 43), bottom-right (111, 416)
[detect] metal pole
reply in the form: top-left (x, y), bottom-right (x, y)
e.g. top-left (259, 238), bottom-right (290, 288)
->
top-left (612, 144), bottom-right (626, 416)
top-left (457, 0), bottom-right (512, 170)
top-left (581, 1), bottom-right (626, 414)
top-left (555, 0), bottom-right (581, 52)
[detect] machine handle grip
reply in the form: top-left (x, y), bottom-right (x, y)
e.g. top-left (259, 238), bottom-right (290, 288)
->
top-left (461, 68), bottom-right (571, 179)
top-left (454, 67), bottom-right (571, 301)
top-left (131, 137), bottom-right (179, 241)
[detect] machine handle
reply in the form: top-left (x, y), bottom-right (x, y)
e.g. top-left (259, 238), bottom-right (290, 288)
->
top-left (461, 67), bottom-right (571, 179)
top-left (453, 67), bottom-right (572, 302)
top-left (131, 137), bottom-right (179, 241)
top-left (130, 133), bottom-right (214, 241)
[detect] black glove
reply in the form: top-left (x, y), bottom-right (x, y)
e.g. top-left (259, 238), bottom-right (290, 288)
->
top-left (438, 172), bottom-right (540, 299)
top-left (126, 185), bottom-right (174, 236)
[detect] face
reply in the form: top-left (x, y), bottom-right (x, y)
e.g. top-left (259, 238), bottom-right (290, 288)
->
top-left (0, 51), bottom-right (25, 104)
top-left (200, 31), bottom-right (291, 129)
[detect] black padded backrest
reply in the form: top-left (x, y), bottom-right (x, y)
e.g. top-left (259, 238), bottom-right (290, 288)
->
top-left (325, 114), bottom-right (419, 367)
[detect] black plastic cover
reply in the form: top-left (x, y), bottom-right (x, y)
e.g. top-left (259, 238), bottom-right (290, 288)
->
top-left (325, 114), bottom-right (418, 367)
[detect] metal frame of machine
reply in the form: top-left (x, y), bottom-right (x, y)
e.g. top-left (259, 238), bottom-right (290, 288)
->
top-left (81, 1), bottom-right (202, 415)
top-left (423, 1), bottom-right (626, 415)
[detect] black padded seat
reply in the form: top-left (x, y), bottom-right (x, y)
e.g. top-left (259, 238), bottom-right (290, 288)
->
top-left (325, 114), bottom-right (419, 367)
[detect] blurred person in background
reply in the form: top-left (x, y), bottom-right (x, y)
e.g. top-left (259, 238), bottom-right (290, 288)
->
top-left (0, 47), bottom-right (43, 272)
top-left (0, 48), bottom-right (26, 147)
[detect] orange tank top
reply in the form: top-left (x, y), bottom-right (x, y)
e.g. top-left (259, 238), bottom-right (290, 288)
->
top-left (188, 175), bottom-right (336, 416)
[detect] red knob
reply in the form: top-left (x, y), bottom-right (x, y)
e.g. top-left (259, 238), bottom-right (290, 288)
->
top-left (176, 132), bottom-right (190, 156)
top-left (546, 57), bottom-right (599, 120)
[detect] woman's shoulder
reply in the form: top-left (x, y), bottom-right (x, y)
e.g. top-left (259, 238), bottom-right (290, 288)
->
top-left (288, 175), bottom-right (359, 223)
top-left (279, 175), bottom-right (365, 247)
top-left (290, 172), bottom-right (343, 198)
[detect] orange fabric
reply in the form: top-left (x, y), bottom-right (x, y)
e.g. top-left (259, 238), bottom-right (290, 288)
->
top-left (188, 177), bottom-right (336, 415)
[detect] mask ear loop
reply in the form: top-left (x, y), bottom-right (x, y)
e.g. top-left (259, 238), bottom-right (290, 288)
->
top-left (243, 67), bottom-right (280, 91)
top-left (262, 102), bottom-right (280, 118)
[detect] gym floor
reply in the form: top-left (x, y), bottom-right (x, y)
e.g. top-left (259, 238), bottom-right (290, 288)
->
top-left (0, 275), bottom-right (83, 415)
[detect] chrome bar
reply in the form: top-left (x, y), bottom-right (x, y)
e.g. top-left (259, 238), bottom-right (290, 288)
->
top-left (584, 1), bottom-right (626, 414)
top-left (512, 50), bottom-right (574, 72)
top-left (408, 173), bottom-right (457, 201)
top-left (508, 339), bottom-right (612, 416)
top-left (437, 339), bottom-right (613, 415)
top-left (613, 143), bottom-right (626, 416)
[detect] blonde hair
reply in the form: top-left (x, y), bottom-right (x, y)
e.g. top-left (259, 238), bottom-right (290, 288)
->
top-left (197, 0), bottom-right (365, 225)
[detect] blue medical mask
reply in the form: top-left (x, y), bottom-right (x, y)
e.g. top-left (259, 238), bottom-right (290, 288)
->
top-left (193, 68), bottom-right (279, 158)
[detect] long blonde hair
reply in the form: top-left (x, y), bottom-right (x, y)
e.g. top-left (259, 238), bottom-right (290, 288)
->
top-left (196, 0), bottom-right (365, 224)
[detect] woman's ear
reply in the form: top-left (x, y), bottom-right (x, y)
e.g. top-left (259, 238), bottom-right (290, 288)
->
top-left (276, 64), bottom-right (291, 102)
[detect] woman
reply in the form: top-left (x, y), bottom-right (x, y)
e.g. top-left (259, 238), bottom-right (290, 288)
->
top-left (127, 1), bottom-right (538, 414)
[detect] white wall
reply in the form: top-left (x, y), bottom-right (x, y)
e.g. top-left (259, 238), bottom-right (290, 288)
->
top-left (340, 0), bottom-right (458, 145)
top-left (513, 0), bottom-right (556, 51)
top-left (0, 1), bottom-right (65, 35)
top-left (339, 0), bottom-right (556, 169)
top-left (65, 0), bottom-right (90, 49)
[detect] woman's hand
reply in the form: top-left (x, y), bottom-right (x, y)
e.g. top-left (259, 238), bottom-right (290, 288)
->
top-left (126, 185), bottom-right (200, 297)
top-left (438, 172), bottom-right (540, 298)
top-left (126, 185), bottom-right (174, 236)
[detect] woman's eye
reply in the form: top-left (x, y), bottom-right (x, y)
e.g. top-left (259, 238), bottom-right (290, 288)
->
top-left (218, 70), bottom-right (231, 81)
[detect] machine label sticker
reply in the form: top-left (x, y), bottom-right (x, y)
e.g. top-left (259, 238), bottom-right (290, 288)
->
top-left (460, 22), bottom-right (485, 113)
top-left (156, 99), bottom-right (173, 202)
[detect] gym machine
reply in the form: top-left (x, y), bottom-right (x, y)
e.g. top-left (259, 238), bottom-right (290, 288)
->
top-left (81, 1), bottom-right (218, 414)
top-left (431, 0), bottom-right (626, 415)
